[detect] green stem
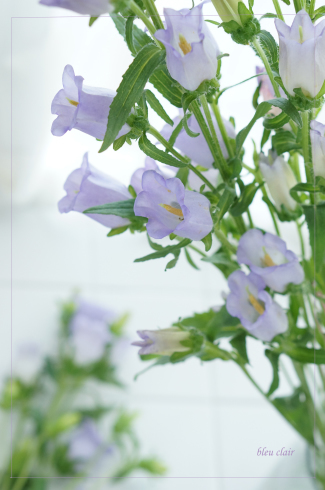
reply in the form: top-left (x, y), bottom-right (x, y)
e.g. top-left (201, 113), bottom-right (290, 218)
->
top-left (191, 99), bottom-right (229, 181)
top-left (296, 221), bottom-right (305, 259)
top-left (234, 215), bottom-right (246, 234)
top-left (129, 1), bottom-right (159, 41)
top-left (309, 0), bottom-right (316, 17)
top-left (247, 209), bottom-right (254, 228)
top-left (211, 100), bottom-right (234, 159)
top-left (142, 0), bottom-right (164, 30)
top-left (214, 227), bottom-right (237, 254)
top-left (293, 0), bottom-right (304, 12)
top-left (272, 0), bottom-right (285, 21)
top-left (251, 36), bottom-right (281, 98)
top-left (148, 126), bottom-right (215, 191)
top-left (302, 111), bottom-right (313, 184)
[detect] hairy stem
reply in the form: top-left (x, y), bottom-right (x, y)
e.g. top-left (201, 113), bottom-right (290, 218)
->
top-left (142, 0), bottom-right (165, 30)
top-left (211, 100), bottom-right (234, 159)
top-left (129, 0), bottom-right (159, 41)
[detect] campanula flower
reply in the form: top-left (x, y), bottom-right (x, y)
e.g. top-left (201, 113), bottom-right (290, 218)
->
top-left (237, 229), bottom-right (304, 293)
top-left (310, 120), bottom-right (325, 179)
top-left (259, 152), bottom-right (298, 212)
top-left (161, 112), bottom-right (236, 169)
top-left (130, 157), bottom-right (175, 195)
top-left (51, 65), bottom-right (129, 140)
top-left (58, 153), bottom-right (131, 229)
top-left (154, 4), bottom-right (220, 92)
top-left (275, 10), bottom-right (325, 98)
top-left (226, 271), bottom-right (288, 341)
top-left (256, 66), bottom-right (288, 117)
top-left (211, 0), bottom-right (242, 25)
top-left (134, 170), bottom-right (213, 240)
top-left (69, 298), bottom-right (115, 364)
top-left (39, 0), bottom-right (113, 15)
top-left (132, 327), bottom-right (190, 356)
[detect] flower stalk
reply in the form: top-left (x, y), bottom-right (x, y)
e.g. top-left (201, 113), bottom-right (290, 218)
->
top-left (142, 0), bottom-right (164, 31)
top-left (272, 0), bottom-right (285, 21)
top-left (211, 100), bottom-right (235, 159)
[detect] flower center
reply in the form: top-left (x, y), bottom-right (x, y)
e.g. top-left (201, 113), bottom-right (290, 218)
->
top-left (67, 98), bottom-right (79, 107)
top-left (178, 34), bottom-right (192, 55)
top-left (160, 203), bottom-right (184, 219)
top-left (262, 252), bottom-right (276, 268)
top-left (248, 294), bottom-right (265, 315)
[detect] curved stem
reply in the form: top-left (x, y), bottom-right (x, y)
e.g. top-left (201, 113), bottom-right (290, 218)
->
top-left (251, 36), bottom-right (281, 98)
top-left (272, 0), bottom-right (285, 21)
top-left (211, 100), bottom-right (234, 159)
top-left (148, 126), bottom-right (215, 191)
top-left (129, 1), bottom-right (159, 43)
top-left (142, 0), bottom-right (164, 31)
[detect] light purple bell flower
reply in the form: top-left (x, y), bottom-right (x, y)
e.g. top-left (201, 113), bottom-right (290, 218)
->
top-left (51, 65), bottom-right (129, 140)
top-left (275, 10), bottom-right (325, 98)
top-left (310, 120), bottom-right (325, 179)
top-left (154, 4), bottom-right (220, 92)
top-left (70, 298), bottom-right (115, 364)
top-left (237, 229), bottom-right (304, 293)
top-left (132, 327), bottom-right (190, 356)
top-left (39, 0), bottom-right (113, 15)
top-left (68, 419), bottom-right (113, 462)
top-left (161, 112), bottom-right (236, 169)
top-left (130, 157), bottom-right (176, 195)
top-left (134, 170), bottom-right (213, 240)
top-left (58, 153), bottom-right (131, 229)
top-left (226, 271), bottom-right (288, 341)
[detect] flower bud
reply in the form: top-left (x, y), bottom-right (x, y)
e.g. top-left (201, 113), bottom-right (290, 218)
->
top-left (310, 120), bottom-right (325, 179)
top-left (259, 152), bottom-right (298, 212)
top-left (211, 0), bottom-right (242, 25)
top-left (132, 327), bottom-right (191, 356)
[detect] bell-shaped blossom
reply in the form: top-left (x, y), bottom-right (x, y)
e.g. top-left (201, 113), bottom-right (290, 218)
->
top-left (310, 120), bottom-right (325, 179)
top-left (259, 152), bottom-right (298, 212)
top-left (237, 229), bottom-right (304, 293)
top-left (51, 65), bottom-right (129, 140)
top-left (275, 10), bottom-right (325, 98)
top-left (211, 0), bottom-right (242, 25)
top-left (58, 153), bottom-right (131, 229)
top-left (132, 327), bottom-right (190, 356)
top-left (69, 298), bottom-right (116, 364)
top-left (161, 112), bottom-right (236, 169)
top-left (154, 4), bottom-right (220, 92)
top-left (134, 170), bottom-right (213, 240)
top-left (39, 0), bottom-right (113, 15)
top-left (130, 157), bottom-right (175, 195)
top-left (68, 419), bottom-right (113, 463)
top-left (226, 271), bottom-right (288, 341)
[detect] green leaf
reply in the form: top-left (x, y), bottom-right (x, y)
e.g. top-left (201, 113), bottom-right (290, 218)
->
top-left (256, 30), bottom-right (279, 70)
top-left (214, 186), bottom-right (237, 225)
top-left (181, 93), bottom-right (200, 138)
top-left (165, 250), bottom-right (181, 270)
top-left (272, 131), bottom-right (301, 155)
top-left (219, 20), bottom-right (241, 34)
top-left (145, 89), bottom-right (174, 126)
top-left (238, 1), bottom-right (253, 24)
top-left (125, 16), bottom-right (136, 54)
top-left (176, 167), bottom-right (189, 186)
top-left (139, 133), bottom-right (187, 168)
top-left (291, 183), bottom-right (320, 194)
top-left (252, 82), bottom-right (261, 109)
top-left (84, 199), bottom-right (135, 218)
top-left (273, 388), bottom-right (314, 444)
top-left (230, 332), bottom-right (249, 364)
top-left (111, 13), bottom-right (152, 53)
top-left (303, 202), bottom-right (325, 268)
top-left (282, 342), bottom-right (325, 364)
top-left (134, 239), bottom-right (192, 262)
top-left (236, 99), bottom-right (302, 154)
top-left (100, 44), bottom-right (165, 152)
top-left (259, 13), bottom-right (277, 20)
top-left (168, 118), bottom-right (184, 146)
top-left (205, 19), bottom-right (220, 26)
top-left (261, 128), bottom-right (271, 150)
top-left (89, 16), bottom-right (99, 26)
top-left (184, 248), bottom-right (200, 270)
top-left (280, 0), bottom-right (290, 4)
top-left (201, 232), bottom-right (212, 252)
top-left (230, 182), bottom-right (263, 216)
top-left (313, 6), bottom-right (325, 22)
top-left (149, 65), bottom-right (183, 108)
top-left (113, 134), bottom-right (127, 151)
top-left (107, 225), bottom-right (129, 237)
top-left (265, 350), bottom-right (280, 397)
top-left (263, 112), bottom-right (290, 130)
top-left (202, 251), bottom-right (239, 277)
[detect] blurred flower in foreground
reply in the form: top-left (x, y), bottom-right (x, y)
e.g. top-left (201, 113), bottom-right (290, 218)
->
top-left (226, 271), bottom-right (288, 341)
top-left (161, 111), bottom-right (235, 169)
top-left (68, 419), bottom-right (113, 463)
top-left (39, 0), bottom-right (113, 15)
top-left (134, 170), bottom-right (213, 240)
top-left (275, 10), bottom-right (325, 98)
top-left (237, 229), bottom-right (304, 293)
top-left (70, 298), bottom-right (115, 364)
top-left (51, 64), bottom-right (129, 140)
top-left (58, 153), bottom-right (131, 229)
top-left (132, 327), bottom-right (190, 356)
top-left (259, 152), bottom-right (298, 212)
top-left (154, 4), bottom-right (220, 91)
top-left (310, 120), bottom-right (325, 179)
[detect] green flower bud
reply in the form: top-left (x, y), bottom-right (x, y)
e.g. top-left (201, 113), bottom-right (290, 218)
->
top-left (211, 0), bottom-right (242, 25)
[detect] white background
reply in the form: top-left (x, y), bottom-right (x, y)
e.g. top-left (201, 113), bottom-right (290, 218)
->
top-left (0, 0), bottom-right (321, 488)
